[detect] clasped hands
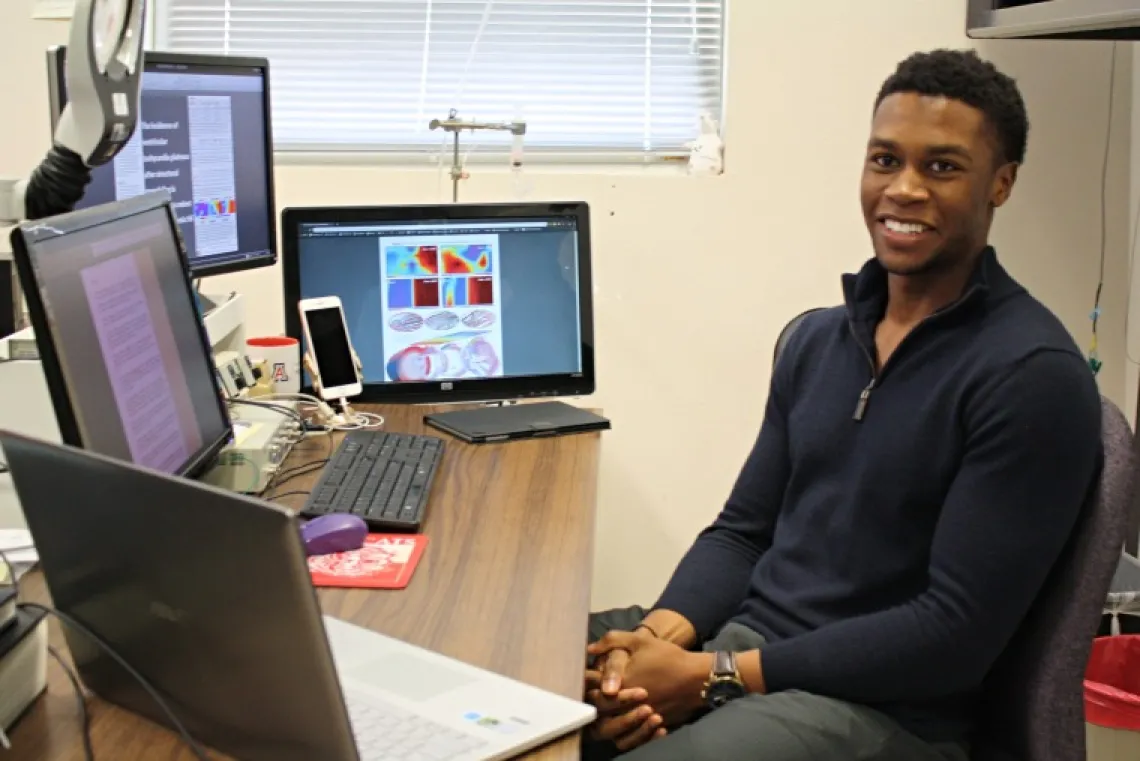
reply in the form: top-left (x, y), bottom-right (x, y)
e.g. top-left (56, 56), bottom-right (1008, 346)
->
top-left (583, 628), bottom-right (712, 752)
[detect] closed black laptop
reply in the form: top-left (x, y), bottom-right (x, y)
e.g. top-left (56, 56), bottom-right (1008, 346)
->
top-left (424, 401), bottom-right (610, 443)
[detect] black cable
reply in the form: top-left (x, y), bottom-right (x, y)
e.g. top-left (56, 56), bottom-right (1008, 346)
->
top-left (267, 461), bottom-right (328, 493)
top-left (265, 430), bottom-right (335, 498)
top-left (48, 644), bottom-right (95, 761)
top-left (18, 602), bottom-right (211, 761)
top-left (226, 397), bottom-right (304, 427)
top-left (270, 491), bottom-right (311, 502)
top-left (23, 145), bottom-right (92, 221)
top-left (0, 547), bottom-right (209, 761)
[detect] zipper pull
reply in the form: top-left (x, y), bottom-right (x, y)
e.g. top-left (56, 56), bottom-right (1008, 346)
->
top-left (853, 379), bottom-right (875, 421)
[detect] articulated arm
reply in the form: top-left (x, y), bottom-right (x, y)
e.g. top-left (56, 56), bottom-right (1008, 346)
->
top-left (1, 0), bottom-right (146, 225)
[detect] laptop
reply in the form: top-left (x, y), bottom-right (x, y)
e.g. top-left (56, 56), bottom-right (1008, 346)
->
top-left (424, 401), bottom-right (611, 444)
top-left (0, 430), bottom-right (594, 761)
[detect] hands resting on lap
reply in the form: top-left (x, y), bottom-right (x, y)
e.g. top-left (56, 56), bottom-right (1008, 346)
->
top-left (584, 629), bottom-right (712, 753)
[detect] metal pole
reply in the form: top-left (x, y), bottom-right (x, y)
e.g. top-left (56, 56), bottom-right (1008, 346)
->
top-left (452, 131), bottom-right (461, 203)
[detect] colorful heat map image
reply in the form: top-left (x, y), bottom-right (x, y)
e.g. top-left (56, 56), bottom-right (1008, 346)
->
top-left (386, 245), bottom-right (439, 276)
top-left (193, 197), bottom-right (237, 217)
top-left (385, 333), bottom-right (501, 381)
top-left (441, 276), bottom-right (494, 307)
top-left (387, 278), bottom-right (440, 309)
top-left (441, 245), bottom-right (492, 274)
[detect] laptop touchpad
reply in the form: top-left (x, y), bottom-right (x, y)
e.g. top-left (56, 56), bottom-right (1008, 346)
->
top-left (356, 654), bottom-right (477, 702)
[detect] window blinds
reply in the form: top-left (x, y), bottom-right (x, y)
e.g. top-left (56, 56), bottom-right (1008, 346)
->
top-left (155, 0), bottom-right (725, 160)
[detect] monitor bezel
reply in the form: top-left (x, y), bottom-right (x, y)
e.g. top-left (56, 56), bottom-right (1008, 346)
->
top-left (281, 202), bottom-right (597, 404)
top-left (46, 46), bottom-right (279, 279)
top-left (8, 191), bottom-right (234, 479)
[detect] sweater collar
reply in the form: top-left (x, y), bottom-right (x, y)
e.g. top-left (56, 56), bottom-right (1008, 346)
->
top-left (841, 246), bottom-right (1021, 324)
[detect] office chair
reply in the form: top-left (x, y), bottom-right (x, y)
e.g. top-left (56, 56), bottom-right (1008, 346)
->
top-left (770, 310), bottom-right (1136, 761)
top-left (971, 396), bottom-right (1134, 761)
top-left (771, 307), bottom-right (825, 367)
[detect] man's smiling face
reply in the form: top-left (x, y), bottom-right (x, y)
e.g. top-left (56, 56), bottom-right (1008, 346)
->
top-left (861, 92), bottom-right (1016, 277)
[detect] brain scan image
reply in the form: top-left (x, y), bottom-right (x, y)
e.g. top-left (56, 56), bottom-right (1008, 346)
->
top-left (425, 311), bottom-right (460, 331)
top-left (461, 309), bottom-right (496, 328)
top-left (388, 312), bottom-right (423, 332)
top-left (463, 337), bottom-right (500, 377)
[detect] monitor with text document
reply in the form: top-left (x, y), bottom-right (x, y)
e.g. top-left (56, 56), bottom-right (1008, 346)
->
top-left (282, 203), bottom-right (595, 404)
top-left (46, 47), bottom-right (277, 277)
top-left (8, 192), bottom-right (232, 478)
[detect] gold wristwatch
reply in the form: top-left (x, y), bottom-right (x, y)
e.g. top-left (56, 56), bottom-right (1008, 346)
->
top-left (701, 651), bottom-right (746, 709)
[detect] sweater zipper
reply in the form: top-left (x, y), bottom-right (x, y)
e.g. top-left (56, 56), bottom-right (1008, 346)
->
top-left (850, 321), bottom-right (877, 421)
top-left (849, 284), bottom-right (984, 422)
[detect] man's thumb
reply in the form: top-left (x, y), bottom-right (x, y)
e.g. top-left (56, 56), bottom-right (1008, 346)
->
top-left (602, 649), bottom-right (629, 694)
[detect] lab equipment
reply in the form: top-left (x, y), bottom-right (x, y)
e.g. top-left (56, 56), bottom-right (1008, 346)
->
top-left (429, 110), bottom-right (527, 202)
top-left (0, 0), bottom-right (146, 225)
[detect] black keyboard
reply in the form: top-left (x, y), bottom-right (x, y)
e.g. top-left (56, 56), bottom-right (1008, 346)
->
top-left (301, 430), bottom-right (444, 532)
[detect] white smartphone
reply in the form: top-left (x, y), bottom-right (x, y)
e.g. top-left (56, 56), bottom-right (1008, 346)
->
top-left (298, 296), bottom-right (363, 401)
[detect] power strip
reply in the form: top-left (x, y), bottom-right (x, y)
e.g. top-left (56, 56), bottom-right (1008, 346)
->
top-left (199, 401), bottom-right (302, 494)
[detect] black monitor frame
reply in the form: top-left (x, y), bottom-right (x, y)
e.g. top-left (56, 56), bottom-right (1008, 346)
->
top-left (46, 46), bottom-right (279, 278)
top-left (281, 202), bottom-right (596, 405)
top-left (8, 192), bottom-right (233, 479)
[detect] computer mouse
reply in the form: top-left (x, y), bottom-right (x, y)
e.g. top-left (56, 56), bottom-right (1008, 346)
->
top-left (300, 514), bottom-right (368, 557)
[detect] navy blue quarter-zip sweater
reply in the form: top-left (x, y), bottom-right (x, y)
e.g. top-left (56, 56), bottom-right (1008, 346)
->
top-left (655, 248), bottom-right (1102, 743)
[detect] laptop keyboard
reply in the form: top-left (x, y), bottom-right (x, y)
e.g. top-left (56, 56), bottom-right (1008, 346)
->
top-left (346, 690), bottom-right (489, 761)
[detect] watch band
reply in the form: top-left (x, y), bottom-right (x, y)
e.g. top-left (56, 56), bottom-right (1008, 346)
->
top-left (713, 650), bottom-right (737, 678)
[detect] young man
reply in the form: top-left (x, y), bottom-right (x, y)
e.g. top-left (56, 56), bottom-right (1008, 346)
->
top-left (582, 49), bottom-right (1103, 761)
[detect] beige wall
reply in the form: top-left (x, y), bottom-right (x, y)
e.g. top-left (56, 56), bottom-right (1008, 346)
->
top-left (1, 0), bottom-right (1129, 608)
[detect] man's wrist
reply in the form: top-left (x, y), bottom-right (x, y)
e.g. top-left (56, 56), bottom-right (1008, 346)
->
top-left (736, 649), bottom-right (766, 695)
top-left (640, 609), bottom-right (698, 649)
top-left (686, 652), bottom-right (716, 713)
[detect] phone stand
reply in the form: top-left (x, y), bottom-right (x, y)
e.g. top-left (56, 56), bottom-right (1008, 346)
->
top-left (304, 347), bottom-right (365, 425)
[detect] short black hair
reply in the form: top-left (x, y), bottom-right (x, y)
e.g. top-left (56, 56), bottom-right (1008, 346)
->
top-left (875, 49), bottom-right (1029, 166)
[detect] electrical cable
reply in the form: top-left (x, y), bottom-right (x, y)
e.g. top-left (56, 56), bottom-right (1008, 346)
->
top-left (0, 549), bottom-right (210, 761)
top-left (269, 491), bottom-right (311, 503)
top-left (226, 397), bottom-right (305, 428)
top-left (1089, 41), bottom-right (1118, 377)
top-left (48, 644), bottom-right (95, 761)
top-left (266, 461), bottom-right (328, 495)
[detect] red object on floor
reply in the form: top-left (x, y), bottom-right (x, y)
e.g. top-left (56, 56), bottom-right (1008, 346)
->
top-left (1085, 635), bottom-right (1140, 732)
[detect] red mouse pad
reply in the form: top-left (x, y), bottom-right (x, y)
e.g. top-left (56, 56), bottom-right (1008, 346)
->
top-left (308, 534), bottom-right (429, 589)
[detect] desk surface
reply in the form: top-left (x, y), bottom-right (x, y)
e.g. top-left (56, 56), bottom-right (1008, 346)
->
top-left (9, 404), bottom-right (600, 761)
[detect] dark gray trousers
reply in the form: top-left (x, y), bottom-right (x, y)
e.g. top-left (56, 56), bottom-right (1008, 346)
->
top-left (582, 607), bottom-right (970, 761)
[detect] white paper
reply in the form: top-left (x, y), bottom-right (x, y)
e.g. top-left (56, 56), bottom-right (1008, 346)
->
top-left (32, 0), bottom-right (75, 20)
top-left (0, 529), bottom-right (37, 565)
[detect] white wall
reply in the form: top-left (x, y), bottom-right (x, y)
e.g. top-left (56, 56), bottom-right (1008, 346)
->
top-left (1, 0), bottom-right (1130, 608)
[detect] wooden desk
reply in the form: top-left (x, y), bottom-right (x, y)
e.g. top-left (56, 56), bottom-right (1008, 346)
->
top-left (9, 404), bottom-right (600, 760)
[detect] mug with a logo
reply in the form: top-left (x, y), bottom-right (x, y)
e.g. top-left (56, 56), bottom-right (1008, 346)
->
top-left (247, 336), bottom-right (301, 394)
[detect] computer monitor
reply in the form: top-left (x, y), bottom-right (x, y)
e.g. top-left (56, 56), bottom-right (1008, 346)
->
top-left (46, 47), bottom-right (277, 278)
top-left (282, 203), bottom-right (595, 404)
top-left (8, 192), bottom-right (233, 478)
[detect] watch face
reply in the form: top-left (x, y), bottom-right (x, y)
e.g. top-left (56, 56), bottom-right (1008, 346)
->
top-left (705, 679), bottom-right (746, 708)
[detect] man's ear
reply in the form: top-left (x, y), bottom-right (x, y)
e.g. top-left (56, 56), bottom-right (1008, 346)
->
top-left (991, 163), bottom-right (1018, 209)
